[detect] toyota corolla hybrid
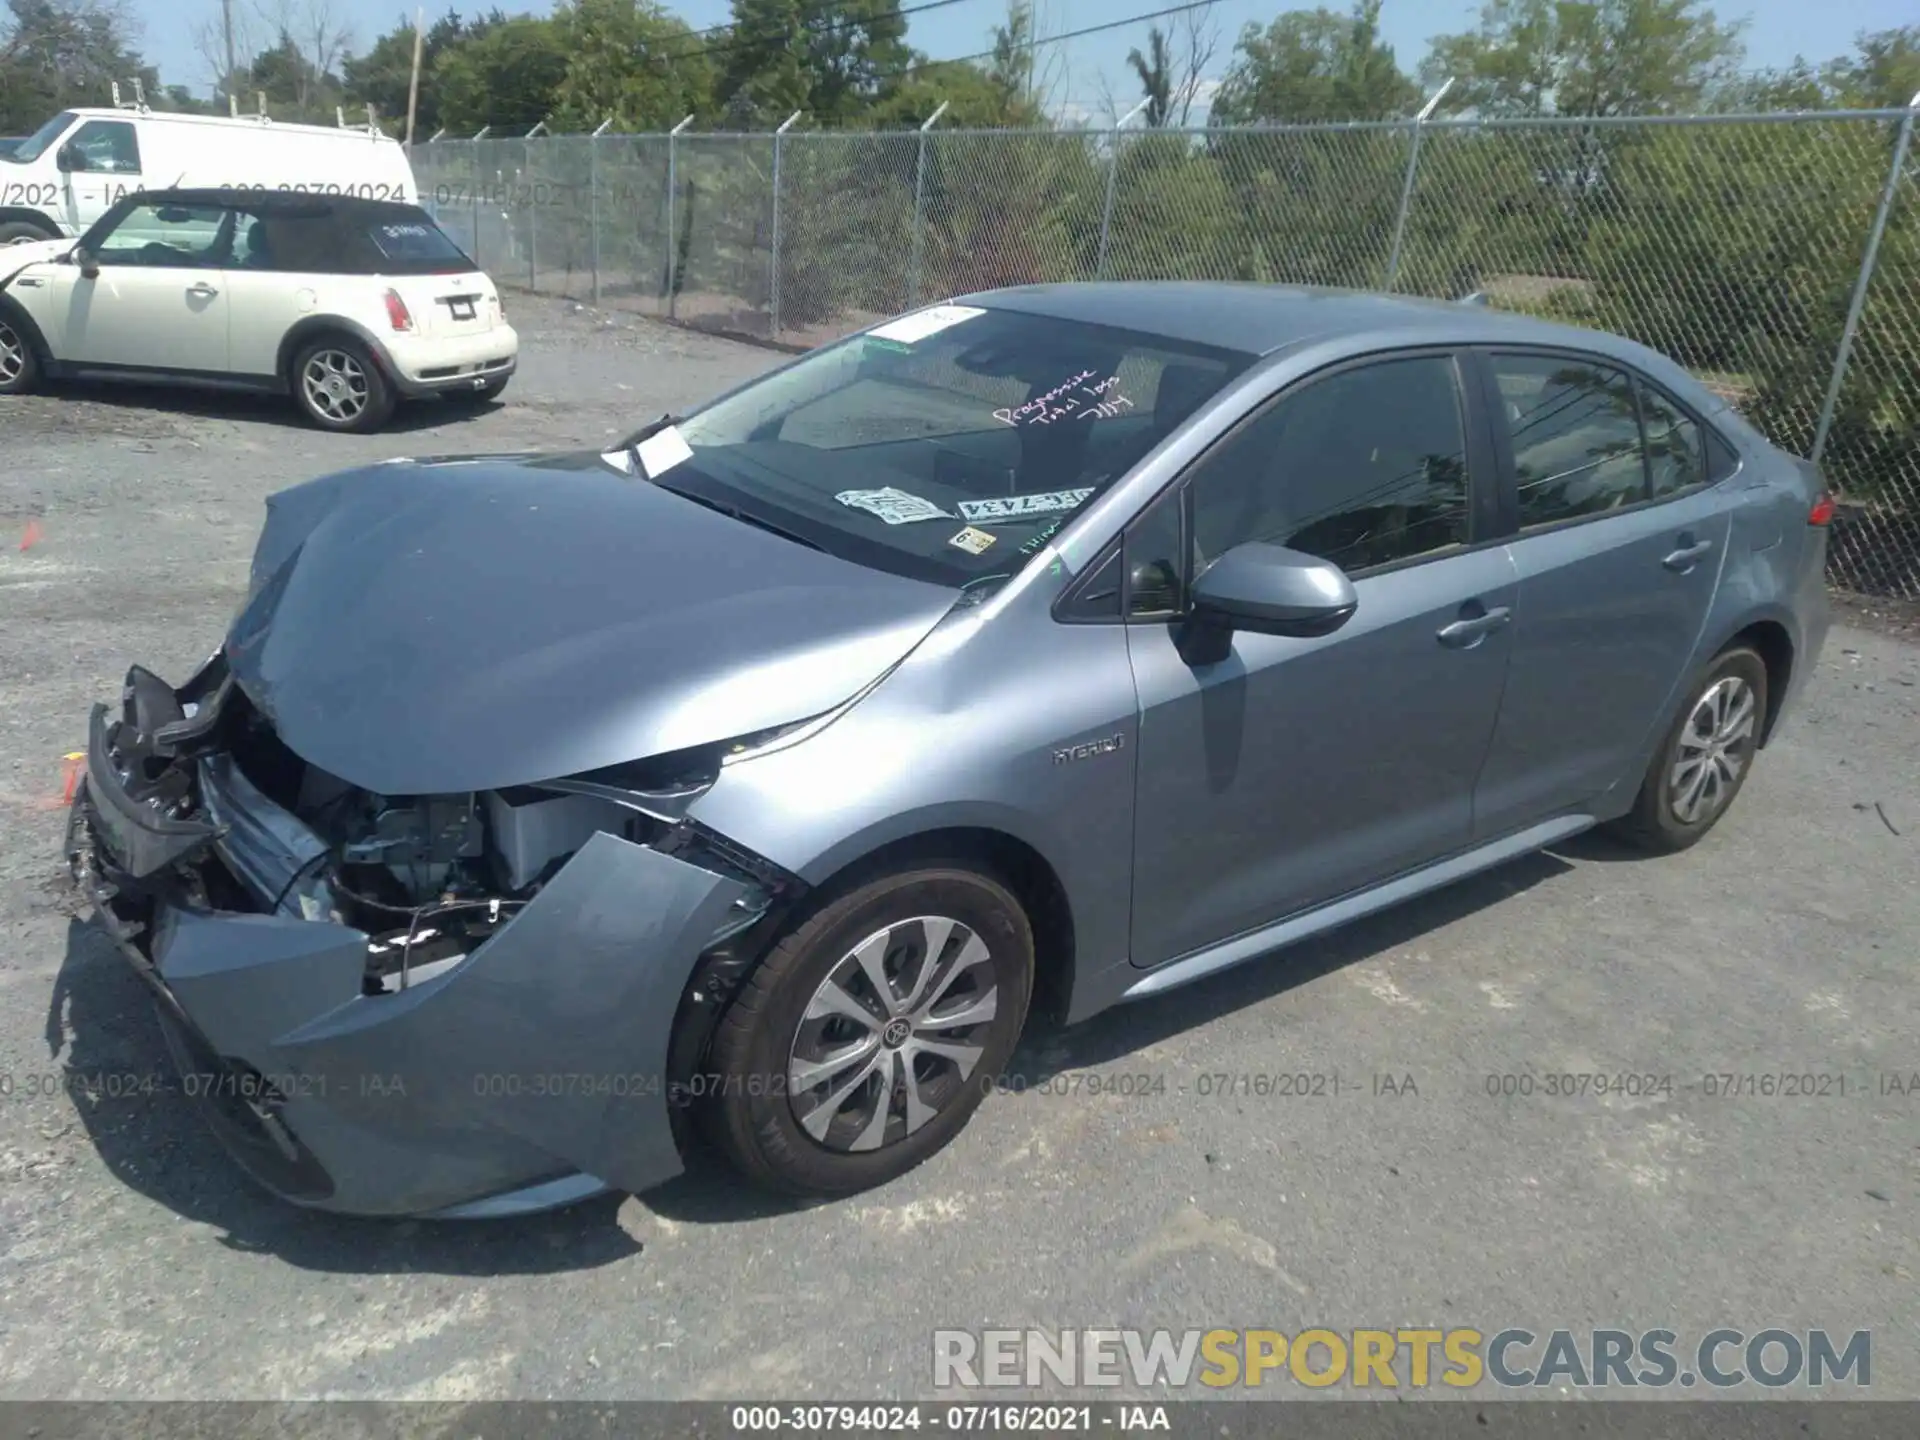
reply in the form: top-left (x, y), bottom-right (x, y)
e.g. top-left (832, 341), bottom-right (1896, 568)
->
top-left (68, 282), bottom-right (1830, 1216)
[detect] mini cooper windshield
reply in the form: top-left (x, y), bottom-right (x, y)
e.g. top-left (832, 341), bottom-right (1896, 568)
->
top-left (646, 304), bottom-right (1255, 589)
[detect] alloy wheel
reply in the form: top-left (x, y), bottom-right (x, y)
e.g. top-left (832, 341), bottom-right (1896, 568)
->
top-left (0, 322), bottom-right (24, 385)
top-left (301, 349), bottom-right (369, 424)
top-left (1668, 674), bottom-right (1757, 824)
top-left (787, 916), bottom-right (999, 1153)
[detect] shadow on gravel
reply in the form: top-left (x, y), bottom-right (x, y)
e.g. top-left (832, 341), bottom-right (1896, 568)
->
top-left (45, 379), bottom-right (501, 434)
top-left (1006, 848), bottom-right (1574, 1085)
top-left (46, 917), bottom-right (642, 1274)
top-left (43, 848), bottom-right (1573, 1243)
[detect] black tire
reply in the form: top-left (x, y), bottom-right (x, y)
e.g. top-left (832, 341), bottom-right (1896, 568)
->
top-left (442, 376), bottom-right (510, 405)
top-left (0, 220), bottom-right (59, 246)
top-left (290, 334), bottom-right (397, 433)
top-left (0, 304), bottom-right (42, 395)
top-left (1605, 645), bottom-right (1769, 854)
top-left (704, 864), bottom-right (1034, 1197)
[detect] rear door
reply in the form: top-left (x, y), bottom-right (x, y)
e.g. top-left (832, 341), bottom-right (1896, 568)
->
top-left (1468, 349), bottom-right (1735, 838)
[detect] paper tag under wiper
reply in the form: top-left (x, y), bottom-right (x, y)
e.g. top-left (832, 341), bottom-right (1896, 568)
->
top-left (633, 425), bottom-right (693, 479)
top-left (603, 421), bottom-right (693, 479)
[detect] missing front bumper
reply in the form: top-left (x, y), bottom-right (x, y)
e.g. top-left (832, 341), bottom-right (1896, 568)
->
top-left (68, 667), bottom-right (765, 1217)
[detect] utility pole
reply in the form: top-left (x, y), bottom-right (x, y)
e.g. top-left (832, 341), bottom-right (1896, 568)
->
top-left (221, 0), bottom-right (236, 101)
top-left (404, 9), bottom-right (424, 147)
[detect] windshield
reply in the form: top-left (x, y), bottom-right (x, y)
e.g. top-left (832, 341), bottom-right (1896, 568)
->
top-left (654, 304), bottom-right (1253, 590)
top-left (4, 111), bottom-right (76, 165)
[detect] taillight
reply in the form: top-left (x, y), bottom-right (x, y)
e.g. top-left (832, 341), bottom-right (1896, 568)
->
top-left (1808, 491), bottom-right (1835, 526)
top-left (383, 289), bottom-right (413, 332)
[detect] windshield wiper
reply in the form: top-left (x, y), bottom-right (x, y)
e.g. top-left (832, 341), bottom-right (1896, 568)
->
top-left (654, 482), bottom-right (826, 553)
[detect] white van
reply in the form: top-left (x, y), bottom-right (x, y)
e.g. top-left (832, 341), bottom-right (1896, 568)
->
top-left (0, 104), bottom-right (417, 245)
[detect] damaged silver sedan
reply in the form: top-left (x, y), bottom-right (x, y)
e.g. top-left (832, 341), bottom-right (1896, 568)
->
top-left (69, 284), bottom-right (1828, 1215)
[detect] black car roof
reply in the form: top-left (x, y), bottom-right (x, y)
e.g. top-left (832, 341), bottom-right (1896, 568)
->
top-left (135, 187), bottom-right (426, 221)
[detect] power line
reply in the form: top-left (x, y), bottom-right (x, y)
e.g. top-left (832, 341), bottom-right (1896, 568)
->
top-left (872, 0), bottom-right (1225, 83)
top-left (648, 0), bottom-right (992, 74)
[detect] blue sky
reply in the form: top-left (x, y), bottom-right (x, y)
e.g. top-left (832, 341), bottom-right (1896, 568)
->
top-left (140, 0), bottom-right (1914, 120)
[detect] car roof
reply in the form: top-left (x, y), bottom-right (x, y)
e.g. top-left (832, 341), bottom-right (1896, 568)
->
top-left (955, 280), bottom-right (1641, 361)
top-left (133, 187), bottom-right (424, 219)
top-left (63, 108), bottom-right (401, 143)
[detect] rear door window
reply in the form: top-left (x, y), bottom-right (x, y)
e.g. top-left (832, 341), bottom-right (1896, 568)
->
top-left (1489, 354), bottom-right (1648, 528)
top-left (1637, 381), bottom-right (1709, 500)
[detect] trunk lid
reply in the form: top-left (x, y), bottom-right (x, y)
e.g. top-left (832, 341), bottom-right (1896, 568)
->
top-left (392, 270), bottom-right (499, 335)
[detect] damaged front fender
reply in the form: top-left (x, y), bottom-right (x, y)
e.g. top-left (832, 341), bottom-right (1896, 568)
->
top-left (75, 775), bottom-right (756, 1214)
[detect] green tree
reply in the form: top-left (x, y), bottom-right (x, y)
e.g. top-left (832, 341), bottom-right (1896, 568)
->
top-left (1826, 24), bottom-right (1920, 107)
top-left (867, 59), bottom-right (1043, 128)
top-left (1127, 27), bottom-right (1173, 128)
top-left (434, 14), bottom-right (568, 132)
top-left (0, 0), bottom-right (156, 132)
top-left (1422, 0), bottom-right (1745, 117)
top-left (717, 0), bottom-right (910, 127)
top-left (1210, 1), bottom-right (1418, 125)
top-left (341, 10), bottom-right (504, 136)
top-left (550, 0), bottom-right (712, 132)
top-left (242, 31), bottom-right (342, 121)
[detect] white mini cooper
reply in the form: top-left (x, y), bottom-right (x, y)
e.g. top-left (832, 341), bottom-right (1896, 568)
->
top-left (0, 187), bottom-right (517, 432)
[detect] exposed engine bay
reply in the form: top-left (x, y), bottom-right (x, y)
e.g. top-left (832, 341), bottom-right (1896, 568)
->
top-left (98, 653), bottom-right (791, 1000)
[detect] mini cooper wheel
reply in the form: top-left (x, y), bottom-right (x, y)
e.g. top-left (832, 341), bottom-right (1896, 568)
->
top-left (292, 336), bottom-right (395, 433)
top-left (1607, 644), bottom-right (1768, 854)
top-left (705, 866), bottom-right (1034, 1197)
top-left (0, 308), bottom-right (40, 395)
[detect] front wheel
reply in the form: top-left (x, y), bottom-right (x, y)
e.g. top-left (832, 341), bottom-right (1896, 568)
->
top-left (0, 220), bottom-right (58, 246)
top-left (704, 865), bottom-right (1034, 1197)
top-left (1606, 645), bottom-right (1769, 853)
top-left (0, 308), bottom-right (41, 395)
top-left (291, 336), bottom-right (396, 433)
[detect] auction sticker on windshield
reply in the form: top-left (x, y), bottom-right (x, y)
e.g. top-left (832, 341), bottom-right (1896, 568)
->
top-left (958, 489), bottom-right (1095, 522)
top-left (835, 487), bottom-right (956, 525)
top-left (866, 304), bottom-right (986, 346)
top-left (947, 526), bottom-right (998, 555)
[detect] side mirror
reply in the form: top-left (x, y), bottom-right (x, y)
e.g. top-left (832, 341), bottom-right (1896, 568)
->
top-left (1189, 542), bottom-right (1357, 638)
top-left (55, 143), bottom-right (81, 173)
top-left (71, 246), bottom-right (98, 278)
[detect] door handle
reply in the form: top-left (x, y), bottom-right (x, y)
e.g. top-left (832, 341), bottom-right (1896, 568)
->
top-left (1663, 536), bottom-right (1715, 571)
top-left (186, 282), bottom-right (219, 298)
top-left (1437, 605), bottom-right (1512, 648)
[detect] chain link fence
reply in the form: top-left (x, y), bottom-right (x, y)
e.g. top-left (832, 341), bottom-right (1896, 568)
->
top-left (414, 107), bottom-right (1920, 599)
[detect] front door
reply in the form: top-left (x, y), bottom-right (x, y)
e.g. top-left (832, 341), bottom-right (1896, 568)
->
top-left (1468, 350), bottom-right (1735, 837)
top-left (62, 199), bottom-right (231, 373)
top-left (1126, 352), bottom-right (1518, 970)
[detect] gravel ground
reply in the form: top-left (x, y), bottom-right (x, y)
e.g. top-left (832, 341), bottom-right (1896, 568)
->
top-left (0, 299), bottom-right (1915, 1403)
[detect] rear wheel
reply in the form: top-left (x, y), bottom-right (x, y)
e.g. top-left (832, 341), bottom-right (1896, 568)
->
top-left (291, 335), bottom-right (396, 433)
top-left (704, 865), bottom-right (1034, 1197)
top-left (1606, 645), bottom-right (1768, 853)
top-left (0, 306), bottom-right (41, 394)
top-left (0, 220), bottom-right (59, 246)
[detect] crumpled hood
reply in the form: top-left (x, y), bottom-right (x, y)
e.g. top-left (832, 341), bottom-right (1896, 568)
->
top-left (224, 452), bottom-right (961, 795)
top-left (0, 238), bottom-right (71, 287)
